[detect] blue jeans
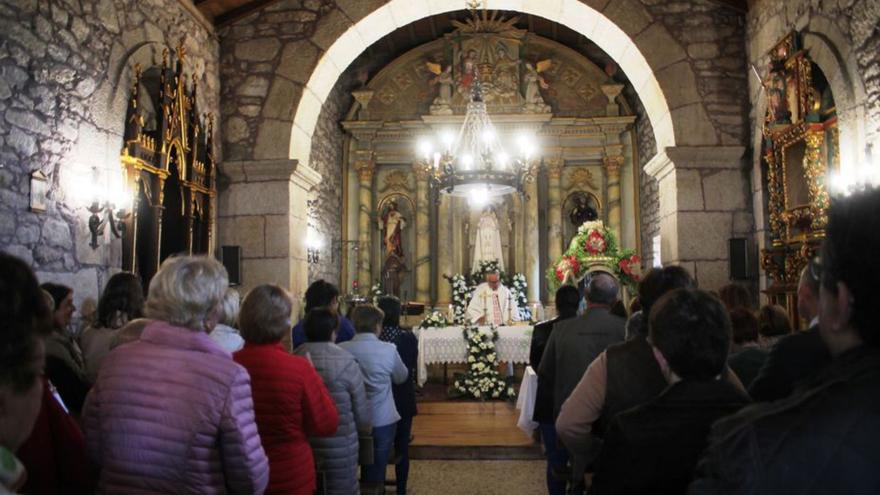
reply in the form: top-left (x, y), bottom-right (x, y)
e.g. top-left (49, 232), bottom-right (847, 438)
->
top-left (394, 416), bottom-right (413, 495)
top-left (540, 422), bottom-right (569, 495)
top-left (363, 422), bottom-right (397, 484)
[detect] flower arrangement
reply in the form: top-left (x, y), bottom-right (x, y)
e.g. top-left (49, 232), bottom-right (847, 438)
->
top-left (547, 220), bottom-right (641, 294)
top-left (370, 281), bottom-right (384, 304)
top-left (419, 310), bottom-right (448, 329)
top-left (448, 274), bottom-right (472, 325)
top-left (510, 273), bottom-right (532, 321)
top-left (452, 325), bottom-right (516, 400)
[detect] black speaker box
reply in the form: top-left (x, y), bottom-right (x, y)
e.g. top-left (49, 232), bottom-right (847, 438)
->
top-left (729, 238), bottom-right (749, 280)
top-left (220, 245), bottom-right (242, 286)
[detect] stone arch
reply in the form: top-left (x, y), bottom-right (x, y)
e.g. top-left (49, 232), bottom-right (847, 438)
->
top-left (269, 0), bottom-right (712, 168)
top-left (802, 16), bottom-right (871, 171)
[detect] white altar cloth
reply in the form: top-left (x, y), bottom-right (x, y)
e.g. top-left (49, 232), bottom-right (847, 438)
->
top-left (415, 325), bottom-right (533, 387)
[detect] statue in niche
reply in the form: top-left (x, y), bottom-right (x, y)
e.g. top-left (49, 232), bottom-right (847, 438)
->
top-left (569, 193), bottom-right (599, 227)
top-left (427, 62), bottom-right (454, 115)
top-left (522, 59), bottom-right (552, 113)
top-left (378, 199), bottom-right (407, 260)
top-left (382, 253), bottom-right (405, 298)
top-left (472, 205), bottom-right (505, 273)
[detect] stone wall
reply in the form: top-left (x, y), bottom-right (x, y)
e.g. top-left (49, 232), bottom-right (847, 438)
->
top-left (0, 0), bottom-right (219, 318)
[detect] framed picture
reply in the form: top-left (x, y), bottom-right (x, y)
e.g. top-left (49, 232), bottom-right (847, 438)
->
top-left (29, 170), bottom-right (48, 212)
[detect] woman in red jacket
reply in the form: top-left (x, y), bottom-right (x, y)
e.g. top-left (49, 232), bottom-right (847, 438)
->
top-left (234, 284), bottom-right (339, 495)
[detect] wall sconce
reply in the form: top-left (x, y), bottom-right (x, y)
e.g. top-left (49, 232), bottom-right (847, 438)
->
top-left (81, 167), bottom-right (131, 249)
top-left (306, 229), bottom-right (322, 265)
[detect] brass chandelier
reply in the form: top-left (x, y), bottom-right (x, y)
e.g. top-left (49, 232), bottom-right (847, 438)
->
top-left (417, 78), bottom-right (538, 202)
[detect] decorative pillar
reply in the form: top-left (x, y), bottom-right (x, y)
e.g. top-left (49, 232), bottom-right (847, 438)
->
top-left (412, 162), bottom-right (431, 304)
top-left (353, 152), bottom-right (375, 292)
top-left (603, 154), bottom-right (624, 240)
top-left (524, 167), bottom-right (540, 303)
top-left (436, 193), bottom-right (453, 304)
top-left (546, 157), bottom-right (564, 264)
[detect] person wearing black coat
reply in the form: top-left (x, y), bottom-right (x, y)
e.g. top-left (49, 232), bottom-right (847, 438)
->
top-left (690, 189), bottom-right (880, 495)
top-left (529, 285), bottom-right (580, 495)
top-left (592, 289), bottom-right (750, 495)
top-left (748, 261), bottom-right (831, 402)
top-left (377, 296), bottom-right (418, 495)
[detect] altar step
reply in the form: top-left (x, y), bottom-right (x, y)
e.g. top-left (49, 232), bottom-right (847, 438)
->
top-left (410, 401), bottom-right (543, 460)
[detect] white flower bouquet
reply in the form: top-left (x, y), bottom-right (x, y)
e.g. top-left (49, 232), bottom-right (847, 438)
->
top-left (418, 310), bottom-right (448, 329)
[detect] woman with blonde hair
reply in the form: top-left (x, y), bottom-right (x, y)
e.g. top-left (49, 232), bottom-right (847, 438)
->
top-left (82, 256), bottom-right (269, 494)
top-left (234, 284), bottom-right (338, 495)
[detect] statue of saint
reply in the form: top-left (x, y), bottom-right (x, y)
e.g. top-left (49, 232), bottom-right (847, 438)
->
top-left (457, 49), bottom-right (478, 95)
top-left (472, 206), bottom-right (505, 273)
top-left (522, 60), bottom-right (551, 113)
top-left (378, 200), bottom-right (406, 260)
top-left (428, 63), bottom-right (454, 115)
top-left (569, 194), bottom-right (598, 227)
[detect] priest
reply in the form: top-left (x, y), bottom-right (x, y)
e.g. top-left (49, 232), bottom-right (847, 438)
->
top-left (466, 270), bottom-right (521, 326)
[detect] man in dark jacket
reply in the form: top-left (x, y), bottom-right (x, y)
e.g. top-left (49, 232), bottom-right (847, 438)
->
top-left (592, 289), bottom-right (750, 495)
top-left (748, 260), bottom-right (831, 401)
top-left (539, 272), bottom-right (625, 493)
top-left (529, 285), bottom-right (581, 495)
top-left (690, 189), bottom-right (880, 494)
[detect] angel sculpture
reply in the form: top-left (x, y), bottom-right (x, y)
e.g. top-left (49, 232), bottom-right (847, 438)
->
top-left (426, 61), bottom-right (454, 115)
top-left (522, 59), bottom-right (552, 113)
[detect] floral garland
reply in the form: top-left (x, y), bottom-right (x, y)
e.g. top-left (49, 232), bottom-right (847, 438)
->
top-left (448, 274), bottom-right (472, 325)
top-left (547, 220), bottom-right (642, 294)
top-left (510, 273), bottom-right (532, 321)
top-left (418, 310), bottom-right (448, 329)
top-left (452, 325), bottom-right (516, 400)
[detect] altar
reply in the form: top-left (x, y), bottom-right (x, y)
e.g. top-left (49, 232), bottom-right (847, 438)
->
top-left (414, 325), bottom-right (533, 386)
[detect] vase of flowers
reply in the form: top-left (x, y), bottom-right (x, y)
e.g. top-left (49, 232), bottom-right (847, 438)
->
top-left (419, 311), bottom-right (448, 329)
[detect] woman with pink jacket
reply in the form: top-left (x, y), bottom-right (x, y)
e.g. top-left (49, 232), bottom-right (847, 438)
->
top-left (82, 256), bottom-right (269, 494)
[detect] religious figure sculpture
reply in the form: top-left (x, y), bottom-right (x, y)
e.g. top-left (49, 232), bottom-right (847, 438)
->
top-left (492, 45), bottom-right (518, 99)
top-left (472, 206), bottom-right (505, 273)
top-left (378, 200), bottom-right (406, 259)
top-left (466, 270), bottom-right (520, 326)
top-left (522, 60), bottom-right (552, 113)
top-left (427, 62), bottom-right (454, 115)
top-left (569, 194), bottom-right (599, 227)
top-left (457, 49), bottom-right (479, 95)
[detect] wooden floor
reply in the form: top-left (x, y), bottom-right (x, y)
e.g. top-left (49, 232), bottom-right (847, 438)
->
top-left (412, 401), bottom-right (534, 448)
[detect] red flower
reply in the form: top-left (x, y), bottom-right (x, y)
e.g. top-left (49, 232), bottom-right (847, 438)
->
top-left (619, 255), bottom-right (642, 281)
top-left (556, 256), bottom-right (580, 283)
top-left (585, 230), bottom-right (607, 255)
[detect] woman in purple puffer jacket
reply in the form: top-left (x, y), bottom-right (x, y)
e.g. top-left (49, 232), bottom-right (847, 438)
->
top-left (82, 256), bottom-right (269, 494)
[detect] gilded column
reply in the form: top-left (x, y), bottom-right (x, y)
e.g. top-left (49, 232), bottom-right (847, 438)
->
top-left (436, 193), bottom-right (453, 304)
top-left (412, 162), bottom-right (431, 304)
top-left (524, 166), bottom-right (540, 303)
top-left (603, 154), bottom-right (624, 240)
top-left (546, 157), bottom-right (564, 264)
top-left (354, 152), bottom-right (375, 292)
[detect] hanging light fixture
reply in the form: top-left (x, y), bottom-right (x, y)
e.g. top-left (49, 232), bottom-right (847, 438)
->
top-left (416, 77), bottom-right (538, 200)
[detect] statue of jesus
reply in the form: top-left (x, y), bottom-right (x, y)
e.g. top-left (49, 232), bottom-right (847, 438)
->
top-left (472, 206), bottom-right (505, 273)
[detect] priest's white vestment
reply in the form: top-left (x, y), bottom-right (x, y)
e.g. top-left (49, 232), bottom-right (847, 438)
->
top-left (466, 282), bottom-right (520, 326)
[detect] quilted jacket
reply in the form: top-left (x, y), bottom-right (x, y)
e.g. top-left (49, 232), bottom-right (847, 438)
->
top-left (82, 321), bottom-right (269, 494)
top-left (234, 343), bottom-right (338, 495)
top-left (295, 342), bottom-right (372, 495)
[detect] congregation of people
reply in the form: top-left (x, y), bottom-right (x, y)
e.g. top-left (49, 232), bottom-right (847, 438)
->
top-left (2, 188), bottom-right (879, 495)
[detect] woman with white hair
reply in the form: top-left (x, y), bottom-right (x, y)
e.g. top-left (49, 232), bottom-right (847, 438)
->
top-left (82, 256), bottom-right (270, 494)
top-left (209, 287), bottom-right (245, 352)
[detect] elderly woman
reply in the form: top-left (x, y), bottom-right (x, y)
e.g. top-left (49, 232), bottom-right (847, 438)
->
top-left (233, 285), bottom-right (338, 495)
top-left (295, 308), bottom-right (372, 495)
top-left (82, 256), bottom-right (269, 494)
top-left (41, 282), bottom-right (90, 415)
top-left (79, 272), bottom-right (145, 382)
top-left (0, 253), bottom-right (52, 492)
top-left (210, 288), bottom-right (244, 352)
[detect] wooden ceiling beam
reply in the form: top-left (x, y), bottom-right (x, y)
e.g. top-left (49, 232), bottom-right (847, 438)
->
top-left (213, 0), bottom-right (283, 27)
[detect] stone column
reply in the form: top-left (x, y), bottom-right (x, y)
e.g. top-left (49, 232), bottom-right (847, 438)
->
top-left (524, 167), bottom-right (540, 303)
top-left (412, 162), bottom-right (431, 304)
top-left (546, 157), bottom-right (564, 264)
top-left (436, 193), bottom-right (453, 304)
top-left (353, 152), bottom-right (375, 292)
top-left (217, 159), bottom-right (321, 300)
top-left (603, 154), bottom-right (624, 240)
top-left (645, 146), bottom-right (748, 291)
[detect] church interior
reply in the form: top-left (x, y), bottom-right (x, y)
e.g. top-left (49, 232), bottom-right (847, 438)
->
top-left (1, 0), bottom-right (879, 493)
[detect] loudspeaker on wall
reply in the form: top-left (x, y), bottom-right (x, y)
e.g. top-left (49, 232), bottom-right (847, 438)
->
top-left (220, 245), bottom-right (242, 286)
top-left (729, 238), bottom-right (750, 280)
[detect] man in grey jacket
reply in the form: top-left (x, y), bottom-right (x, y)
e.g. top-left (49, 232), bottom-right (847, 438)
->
top-left (538, 272), bottom-right (625, 493)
